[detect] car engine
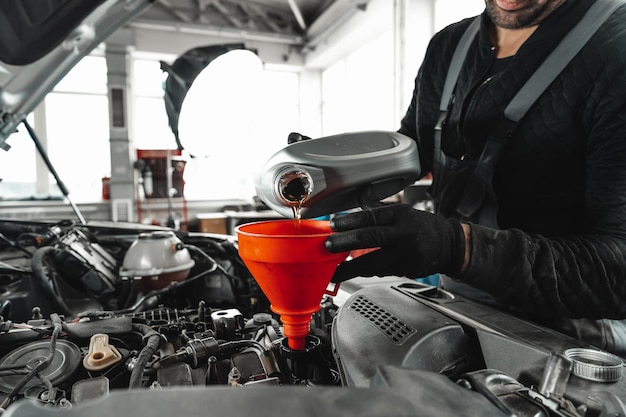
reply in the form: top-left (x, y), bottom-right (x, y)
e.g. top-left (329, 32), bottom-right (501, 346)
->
top-left (0, 219), bottom-right (624, 417)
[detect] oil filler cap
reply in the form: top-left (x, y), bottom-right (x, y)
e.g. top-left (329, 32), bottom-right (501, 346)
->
top-left (564, 348), bottom-right (624, 382)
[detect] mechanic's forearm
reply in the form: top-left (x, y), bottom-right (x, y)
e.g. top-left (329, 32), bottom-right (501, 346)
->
top-left (454, 224), bottom-right (554, 311)
top-left (454, 224), bottom-right (626, 318)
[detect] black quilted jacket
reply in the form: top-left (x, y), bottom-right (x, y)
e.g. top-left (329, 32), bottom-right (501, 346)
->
top-left (398, 0), bottom-right (626, 326)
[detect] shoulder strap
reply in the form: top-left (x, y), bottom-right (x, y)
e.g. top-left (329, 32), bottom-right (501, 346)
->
top-left (439, 0), bottom-right (625, 121)
top-left (439, 17), bottom-right (480, 112)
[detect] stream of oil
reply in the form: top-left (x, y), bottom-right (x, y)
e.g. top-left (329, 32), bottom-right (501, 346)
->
top-left (292, 200), bottom-right (304, 233)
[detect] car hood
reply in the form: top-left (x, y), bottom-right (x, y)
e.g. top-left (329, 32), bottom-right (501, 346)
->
top-left (0, 0), bottom-right (153, 151)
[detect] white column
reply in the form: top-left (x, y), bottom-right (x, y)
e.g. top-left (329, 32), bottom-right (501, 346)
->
top-left (105, 42), bottom-right (137, 217)
top-left (298, 69), bottom-right (323, 138)
top-left (393, 0), bottom-right (436, 120)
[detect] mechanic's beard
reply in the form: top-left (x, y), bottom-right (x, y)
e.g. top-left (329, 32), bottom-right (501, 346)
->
top-left (485, 0), bottom-right (564, 29)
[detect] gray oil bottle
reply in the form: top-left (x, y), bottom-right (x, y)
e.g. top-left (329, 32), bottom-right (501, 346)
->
top-left (255, 131), bottom-right (421, 219)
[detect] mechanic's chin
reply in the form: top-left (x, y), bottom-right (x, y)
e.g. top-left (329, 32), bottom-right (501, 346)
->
top-left (486, 0), bottom-right (566, 30)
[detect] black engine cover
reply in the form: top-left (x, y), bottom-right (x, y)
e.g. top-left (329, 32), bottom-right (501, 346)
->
top-left (332, 280), bottom-right (626, 413)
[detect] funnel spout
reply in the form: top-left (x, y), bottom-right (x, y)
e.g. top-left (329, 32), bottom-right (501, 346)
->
top-left (279, 313), bottom-right (313, 350)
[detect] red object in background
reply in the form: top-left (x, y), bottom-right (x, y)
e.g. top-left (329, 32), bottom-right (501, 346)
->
top-left (135, 149), bottom-right (188, 230)
top-left (136, 149), bottom-right (185, 199)
top-left (101, 177), bottom-right (110, 200)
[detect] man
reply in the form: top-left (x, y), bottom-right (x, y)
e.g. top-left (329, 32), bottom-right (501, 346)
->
top-left (325, 0), bottom-right (626, 354)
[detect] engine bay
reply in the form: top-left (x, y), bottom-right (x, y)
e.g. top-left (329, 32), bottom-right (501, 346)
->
top-left (0, 219), bottom-right (623, 417)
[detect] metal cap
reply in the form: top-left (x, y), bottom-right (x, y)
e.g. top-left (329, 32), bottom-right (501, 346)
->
top-left (564, 348), bottom-right (624, 383)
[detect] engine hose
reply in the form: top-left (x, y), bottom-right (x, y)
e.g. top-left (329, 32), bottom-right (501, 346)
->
top-left (30, 247), bottom-right (74, 315)
top-left (113, 268), bottom-right (216, 315)
top-left (218, 339), bottom-right (267, 354)
top-left (128, 323), bottom-right (162, 389)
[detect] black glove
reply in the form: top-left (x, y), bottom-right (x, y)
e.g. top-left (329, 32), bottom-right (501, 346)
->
top-left (325, 204), bottom-right (466, 283)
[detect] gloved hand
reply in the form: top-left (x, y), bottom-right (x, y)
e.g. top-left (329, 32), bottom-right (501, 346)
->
top-left (325, 204), bottom-right (466, 283)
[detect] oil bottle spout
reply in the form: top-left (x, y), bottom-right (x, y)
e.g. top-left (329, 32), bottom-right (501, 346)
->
top-left (277, 169), bottom-right (313, 207)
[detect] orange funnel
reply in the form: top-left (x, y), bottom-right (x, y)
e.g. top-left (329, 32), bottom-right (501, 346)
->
top-left (236, 220), bottom-right (348, 350)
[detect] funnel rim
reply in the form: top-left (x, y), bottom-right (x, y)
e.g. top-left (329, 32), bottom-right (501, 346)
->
top-left (235, 219), bottom-right (333, 238)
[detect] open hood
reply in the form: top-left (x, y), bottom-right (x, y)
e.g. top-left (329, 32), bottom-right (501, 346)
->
top-left (0, 0), bottom-right (153, 151)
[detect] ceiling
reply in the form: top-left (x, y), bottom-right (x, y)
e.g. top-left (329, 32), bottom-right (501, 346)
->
top-left (134, 0), bottom-right (341, 44)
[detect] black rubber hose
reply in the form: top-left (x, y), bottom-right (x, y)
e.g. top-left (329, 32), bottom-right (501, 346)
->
top-left (30, 246), bottom-right (73, 315)
top-left (128, 323), bottom-right (162, 389)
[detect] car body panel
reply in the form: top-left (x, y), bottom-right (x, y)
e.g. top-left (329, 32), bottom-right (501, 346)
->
top-left (0, 0), bottom-right (153, 150)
